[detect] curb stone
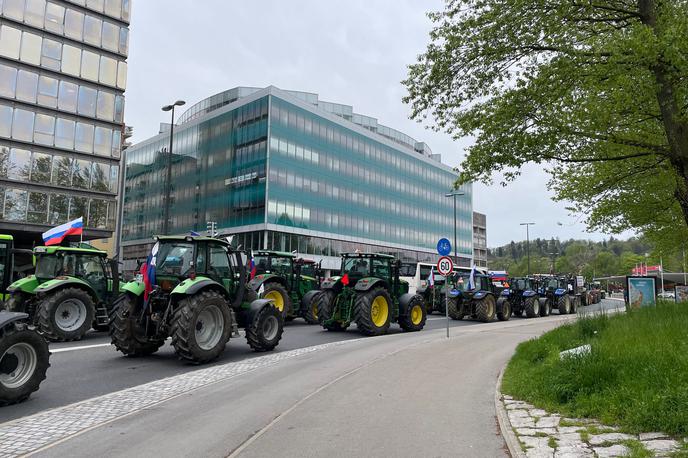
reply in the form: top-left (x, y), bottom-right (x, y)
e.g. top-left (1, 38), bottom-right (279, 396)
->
top-left (495, 366), bottom-right (526, 458)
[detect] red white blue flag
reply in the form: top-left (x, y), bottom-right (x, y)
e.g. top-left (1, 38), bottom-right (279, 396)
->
top-left (141, 242), bottom-right (159, 302)
top-left (42, 217), bottom-right (83, 246)
top-left (428, 266), bottom-right (435, 287)
top-left (249, 255), bottom-right (257, 280)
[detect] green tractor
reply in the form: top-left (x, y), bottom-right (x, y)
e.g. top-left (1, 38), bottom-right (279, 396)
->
top-left (248, 251), bottom-right (322, 324)
top-left (312, 253), bottom-right (426, 336)
top-left (6, 246), bottom-right (120, 341)
top-left (0, 235), bottom-right (50, 406)
top-left (110, 235), bottom-right (283, 364)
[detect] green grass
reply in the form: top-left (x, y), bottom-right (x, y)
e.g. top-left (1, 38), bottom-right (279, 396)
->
top-left (502, 302), bottom-right (688, 436)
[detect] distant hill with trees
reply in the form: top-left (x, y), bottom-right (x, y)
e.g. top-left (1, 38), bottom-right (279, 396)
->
top-left (488, 237), bottom-right (686, 279)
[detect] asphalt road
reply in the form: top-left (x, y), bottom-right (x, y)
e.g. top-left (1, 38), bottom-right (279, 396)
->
top-left (0, 299), bottom-right (623, 425)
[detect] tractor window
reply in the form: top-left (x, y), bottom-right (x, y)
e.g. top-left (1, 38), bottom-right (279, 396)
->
top-left (271, 257), bottom-right (292, 275)
top-left (35, 254), bottom-right (61, 279)
top-left (454, 273), bottom-right (471, 291)
top-left (254, 256), bottom-right (269, 275)
top-left (399, 263), bottom-right (417, 277)
top-left (419, 265), bottom-right (433, 279)
top-left (195, 243), bottom-right (207, 273)
top-left (156, 242), bottom-right (194, 277)
top-left (372, 259), bottom-right (390, 279)
top-left (0, 242), bottom-right (8, 287)
top-left (545, 278), bottom-right (559, 289)
top-left (512, 278), bottom-right (527, 290)
top-left (299, 262), bottom-right (316, 277)
top-left (208, 244), bottom-right (231, 280)
top-left (343, 257), bottom-right (370, 277)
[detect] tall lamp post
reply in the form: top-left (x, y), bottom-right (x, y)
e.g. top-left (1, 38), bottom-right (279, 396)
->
top-left (445, 190), bottom-right (466, 263)
top-left (161, 100), bottom-right (185, 235)
top-left (520, 222), bottom-right (535, 276)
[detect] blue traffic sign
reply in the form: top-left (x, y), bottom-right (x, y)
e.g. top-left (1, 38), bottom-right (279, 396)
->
top-left (437, 238), bottom-right (451, 256)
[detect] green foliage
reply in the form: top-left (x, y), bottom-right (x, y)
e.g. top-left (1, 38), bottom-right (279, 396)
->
top-left (404, 1), bottom-right (688, 252)
top-left (501, 303), bottom-right (688, 436)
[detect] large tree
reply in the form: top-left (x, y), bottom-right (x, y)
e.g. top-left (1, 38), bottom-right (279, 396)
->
top-left (404, 1), bottom-right (688, 247)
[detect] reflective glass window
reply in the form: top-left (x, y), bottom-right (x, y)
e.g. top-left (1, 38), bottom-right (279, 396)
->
top-left (101, 21), bottom-right (118, 52)
top-left (0, 105), bottom-right (12, 138)
top-left (114, 95), bottom-right (124, 122)
top-left (78, 86), bottom-right (97, 117)
top-left (86, 0), bottom-right (104, 12)
top-left (104, 0), bottom-right (120, 17)
top-left (48, 194), bottom-right (69, 224)
top-left (69, 195), bottom-right (88, 220)
top-left (72, 158), bottom-right (91, 188)
top-left (116, 61), bottom-right (127, 89)
top-left (30, 152), bottom-right (52, 183)
top-left (64, 9), bottom-right (84, 41)
top-left (75, 122), bottom-right (94, 152)
top-left (11, 108), bottom-right (34, 142)
top-left (81, 50), bottom-right (99, 81)
top-left (8, 148), bottom-right (31, 180)
top-left (55, 118), bottom-right (75, 149)
top-left (99, 56), bottom-right (116, 86)
top-left (83, 15), bottom-right (102, 47)
top-left (15, 70), bottom-right (38, 103)
top-left (58, 81), bottom-right (78, 112)
top-left (28, 191), bottom-right (49, 223)
top-left (89, 199), bottom-right (107, 228)
top-left (121, 0), bottom-right (130, 21)
top-left (0, 146), bottom-right (9, 178)
top-left (96, 91), bottom-right (114, 121)
top-left (109, 164), bottom-right (118, 192)
top-left (118, 27), bottom-right (129, 55)
top-left (4, 189), bottom-right (28, 222)
top-left (45, 3), bottom-right (65, 34)
top-left (111, 129), bottom-right (120, 157)
top-left (24, 0), bottom-right (46, 27)
top-left (0, 64), bottom-right (18, 98)
top-left (41, 38), bottom-right (62, 70)
top-left (19, 32), bottom-right (42, 65)
top-left (61, 44), bottom-right (81, 76)
top-left (91, 161), bottom-right (109, 191)
top-left (2, 0), bottom-right (25, 21)
top-left (0, 26), bottom-right (21, 59)
top-left (34, 113), bottom-right (55, 145)
top-left (94, 126), bottom-right (111, 156)
top-left (37, 75), bottom-right (58, 108)
top-left (52, 155), bottom-right (72, 185)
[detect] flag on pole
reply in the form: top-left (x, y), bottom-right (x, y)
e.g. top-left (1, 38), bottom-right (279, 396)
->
top-left (141, 242), bottom-right (159, 302)
top-left (249, 254), bottom-right (257, 280)
top-left (42, 217), bottom-right (83, 246)
top-left (428, 266), bottom-right (435, 287)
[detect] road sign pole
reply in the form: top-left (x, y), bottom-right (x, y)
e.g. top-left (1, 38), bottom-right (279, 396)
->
top-left (436, 255), bottom-right (454, 339)
top-left (445, 278), bottom-right (449, 339)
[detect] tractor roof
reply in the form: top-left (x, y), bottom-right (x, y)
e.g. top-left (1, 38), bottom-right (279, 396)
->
top-left (253, 250), bottom-right (295, 258)
top-left (154, 235), bottom-right (229, 246)
top-left (0, 234), bottom-right (13, 241)
top-left (342, 252), bottom-right (395, 260)
top-left (33, 246), bottom-right (107, 256)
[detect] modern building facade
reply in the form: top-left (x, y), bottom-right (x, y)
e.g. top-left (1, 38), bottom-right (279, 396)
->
top-left (0, 0), bottom-right (130, 247)
top-left (122, 86), bottom-right (473, 271)
top-left (473, 211), bottom-right (487, 268)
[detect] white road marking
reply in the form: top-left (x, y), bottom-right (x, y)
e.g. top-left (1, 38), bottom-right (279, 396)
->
top-left (50, 343), bottom-right (112, 353)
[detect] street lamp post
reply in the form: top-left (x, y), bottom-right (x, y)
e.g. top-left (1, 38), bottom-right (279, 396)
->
top-left (161, 100), bottom-right (186, 235)
top-left (445, 190), bottom-right (466, 263)
top-left (520, 222), bottom-right (535, 276)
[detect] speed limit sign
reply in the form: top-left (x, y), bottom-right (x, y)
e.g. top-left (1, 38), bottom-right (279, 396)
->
top-left (437, 256), bottom-right (453, 275)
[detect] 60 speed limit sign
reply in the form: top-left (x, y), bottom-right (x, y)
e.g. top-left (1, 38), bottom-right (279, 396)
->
top-left (436, 256), bottom-right (453, 275)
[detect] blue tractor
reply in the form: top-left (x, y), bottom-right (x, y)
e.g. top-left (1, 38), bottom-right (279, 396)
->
top-left (538, 275), bottom-right (577, 315)
top-left (445, 270), bottom-right (509, 322)
top-left (500, 277), bottom-right (541, 318)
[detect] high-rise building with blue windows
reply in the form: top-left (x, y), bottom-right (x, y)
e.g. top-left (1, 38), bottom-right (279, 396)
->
top-left (0, 0), bottom-right (130, 247)
top-left (122, 86), bottom-right (473, 271)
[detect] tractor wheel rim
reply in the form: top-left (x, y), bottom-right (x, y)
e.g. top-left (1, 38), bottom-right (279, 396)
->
top-left (311, 303), bottom-right (318, 320)
top-left (0, 342), bottom-right (37, 389)
top-left (264, 291), bottom-right (284, 312)
top-left (55, 298), bottom-right (87, 332)
top-left (261, 315), bottom-right (279, 341)
top-left (195, 305), bottom-right (224, 350)
top-left (410, 304), bottom-right (423, 325)
top-left (371, 296), bottom-right (389, 327)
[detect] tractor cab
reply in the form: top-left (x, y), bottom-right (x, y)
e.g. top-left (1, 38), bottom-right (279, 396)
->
top-left (252, 251), bottom-right (294, 278)
top-left (337, 253), bottom-right (397, 291)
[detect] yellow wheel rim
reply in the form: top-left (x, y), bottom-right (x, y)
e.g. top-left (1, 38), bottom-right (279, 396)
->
top-left (312, 303), bottom-right (318, 319)
top-left (410, 305), bottom-right (423, 325)
top-left (264, 291), bottom-right (284, 312)
top-left (371, 296), bottom-right (389, 327)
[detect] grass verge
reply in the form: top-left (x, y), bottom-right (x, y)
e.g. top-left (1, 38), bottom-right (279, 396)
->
top-left (501, 302), bottom-right (688, 436)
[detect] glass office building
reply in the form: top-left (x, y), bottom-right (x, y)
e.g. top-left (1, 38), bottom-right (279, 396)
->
top-left (122, 86), bottom-right (473, 271)
top-left (0, 0), bottom-right (130, 247)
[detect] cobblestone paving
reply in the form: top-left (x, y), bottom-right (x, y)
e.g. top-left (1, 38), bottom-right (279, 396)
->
top-left (0, 340), bottom-right (360, 457)
top-left (503, 396), bottom-right (687, 457)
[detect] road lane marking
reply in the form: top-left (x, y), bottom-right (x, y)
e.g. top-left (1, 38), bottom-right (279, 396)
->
top-left (50, 343), bottom-right (112, 353)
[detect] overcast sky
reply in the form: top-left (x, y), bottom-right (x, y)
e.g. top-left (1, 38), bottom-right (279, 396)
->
top-left (124, 0), bottom-right (632, 247)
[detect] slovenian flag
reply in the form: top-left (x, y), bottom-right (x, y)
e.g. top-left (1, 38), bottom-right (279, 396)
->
top-left (42, 217), bottom-right (83, 246)
top-left (428, 266), bottom-right (435, 287)
top-left (249, 255), bottom-right (257, 280)
top-left (141, 242), bottom-right (159, 302)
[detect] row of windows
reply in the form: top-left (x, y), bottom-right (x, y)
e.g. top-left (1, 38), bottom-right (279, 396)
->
top-left (267, 166), bottom-right (471, 231)
top-left (0, 186), bottom-right (115, 229)
top-left (0, 145), bottom-right (118, 192)
top-left (269, 136), bottom-right (471, 207)
top-left (64, 0), bottom-right (130, 23)
top-left (0, 103), bottom-right (122, 157)
top-left (270, 99), bottom-right (456, 189)
top-left (0, 24), bottom-right (127, 89)
top-left (0, 63), bottom-right (124, 123)
top-left (1, 0), bottom-right (129, 56)
top-left (266, 198), bottom-right (472, 252)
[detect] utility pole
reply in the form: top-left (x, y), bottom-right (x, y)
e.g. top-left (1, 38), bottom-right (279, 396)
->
top-left (445, 190), bottom-right (466, 264)
top-left (520, 222), bottom-right (535, 276)
top-left (161, 100), bottom-right (186, 235)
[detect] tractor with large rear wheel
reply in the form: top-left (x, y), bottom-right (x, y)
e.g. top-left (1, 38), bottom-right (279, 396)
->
top-left (312, 253), bottom-right (426, 336)
top-left (109, 235), bottom-right (284, 364)
top-left (444, 270), bottom-right (508, 322)
top-left (500, 277), bottom-right (542, 318)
